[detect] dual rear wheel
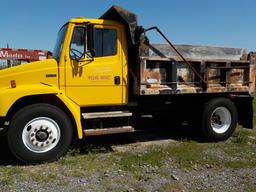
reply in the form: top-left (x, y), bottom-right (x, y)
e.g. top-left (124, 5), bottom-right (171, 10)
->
top-left (201, 98), bottom-right (238, 141)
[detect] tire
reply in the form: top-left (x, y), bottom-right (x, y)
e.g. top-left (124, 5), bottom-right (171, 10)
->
top-left (201, 98), bottom-right (237, 141)
top-left (8, 104), bottom-right (73, 164)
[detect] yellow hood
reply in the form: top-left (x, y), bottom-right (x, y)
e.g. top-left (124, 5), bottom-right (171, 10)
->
top-left (0, 59), bottom-right (59, 89)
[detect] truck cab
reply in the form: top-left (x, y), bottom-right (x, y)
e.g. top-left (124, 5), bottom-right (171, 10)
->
top-left (53, 18), bottom-right (128, 107)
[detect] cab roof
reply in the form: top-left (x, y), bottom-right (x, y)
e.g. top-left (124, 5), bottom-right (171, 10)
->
top-left (68, 17), bottom-right (122, 26)
top-left (69, 5), bottom-right (138, 45)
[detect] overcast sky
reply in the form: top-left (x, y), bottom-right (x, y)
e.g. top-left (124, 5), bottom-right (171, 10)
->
top-left (0, 0), bottom-right (255, 51)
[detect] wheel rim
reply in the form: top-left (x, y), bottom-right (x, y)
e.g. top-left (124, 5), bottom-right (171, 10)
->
top-left (22, 117), bottom-right (61, 153)
top-left (210, 107), bottom-right (231, 134)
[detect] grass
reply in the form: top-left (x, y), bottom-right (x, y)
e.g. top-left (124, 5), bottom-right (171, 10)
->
top-left (158, 182), bottom-right (183, 192)
top-left (0, 131), bottom-right (256, 191)
top-left (117, 146), bottom-right (165, 171)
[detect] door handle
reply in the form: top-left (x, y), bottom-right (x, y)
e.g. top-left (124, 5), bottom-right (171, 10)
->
top-left (114, 76), bottom-right (120, 85)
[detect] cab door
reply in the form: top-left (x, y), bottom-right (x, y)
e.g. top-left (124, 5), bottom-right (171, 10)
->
top-left (65, 24), bottom-right (125, 107)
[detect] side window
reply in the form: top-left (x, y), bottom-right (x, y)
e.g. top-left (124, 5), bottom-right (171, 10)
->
top-left (94, 28), bottom-right (117, 57)
top-left (70, 27), bottom-right (86, 59)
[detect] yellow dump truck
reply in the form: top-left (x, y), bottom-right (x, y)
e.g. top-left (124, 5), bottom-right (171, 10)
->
top-left (0, 6), bottom-right (255, 163)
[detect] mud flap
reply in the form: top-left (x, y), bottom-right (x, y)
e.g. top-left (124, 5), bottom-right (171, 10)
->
top-left (235, 97), bottom-right (254, 129)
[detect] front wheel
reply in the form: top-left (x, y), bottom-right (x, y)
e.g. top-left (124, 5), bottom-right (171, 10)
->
top-left (8, 104), bottom-right (73, 164)
top-left (201, 98), bottom-right (237, 141)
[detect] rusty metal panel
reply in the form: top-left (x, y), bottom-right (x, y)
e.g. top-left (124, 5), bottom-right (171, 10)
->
top-left (206, 62), bottom-right (225, 93)
top-left (249, 52), bottom-right (256, 95)
top-left (229, 68), bottom-right (248, 92)
top-left (150, 44), bottom-right (247, 61)
top-left (229, 84), bottom-right (249, 92)
top-left (177, 62), bottom-right (195, 82)
top-left (139, 57), bottom-right (252, 95)
top-left (176, 84), bottom-right (202, 93)
top-left (138, 44), bottom-right (253, 96)
top-left (140, 57), bottom-right (176, 95)
top-left (230, 69), bottom-right (245, 84)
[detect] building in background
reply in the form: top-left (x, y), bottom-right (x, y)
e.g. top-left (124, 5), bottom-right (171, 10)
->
top-left (0, 47), bottom-right (52, 69)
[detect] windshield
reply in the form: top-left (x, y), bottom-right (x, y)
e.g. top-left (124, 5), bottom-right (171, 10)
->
top-left (53, 24), bottom-right (68, 60)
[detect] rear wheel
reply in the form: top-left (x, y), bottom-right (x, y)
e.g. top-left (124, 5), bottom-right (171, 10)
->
top-left (201, 98), bottom-right (237, 141)
top-left (8, 104), bottom-right (73, 164)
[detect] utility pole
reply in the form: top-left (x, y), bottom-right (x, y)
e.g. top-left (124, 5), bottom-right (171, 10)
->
top-left (7, 43), bottom-right (11, 68)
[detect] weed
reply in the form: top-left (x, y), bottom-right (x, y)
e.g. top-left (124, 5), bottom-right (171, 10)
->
top-left (231, 128), bottom-right (256, 145)
top-left (0, 166), bottom-right (24, 186)
top-left (158, 182), bottom-right (183, 192)
top-left (117, 146), bottom-right (166, 172)
top-left (165, 142), bottom-right (209, 168)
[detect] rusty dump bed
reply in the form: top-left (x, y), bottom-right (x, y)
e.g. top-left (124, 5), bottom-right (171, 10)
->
top-left (139, 45), bottom-right (256, 96)
top-left (101, 5), bottom-right (256, 96)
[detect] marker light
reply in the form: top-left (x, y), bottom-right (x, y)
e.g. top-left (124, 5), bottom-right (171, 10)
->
top-left (10, 80), bottom-right (16, 88)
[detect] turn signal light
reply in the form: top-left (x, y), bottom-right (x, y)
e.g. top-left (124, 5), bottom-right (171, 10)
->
top-left (10, 80), bottom-right (16, 88)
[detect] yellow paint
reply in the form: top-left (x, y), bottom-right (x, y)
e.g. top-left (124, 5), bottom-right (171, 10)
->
top-left (0, 85), bottom-right (58, 116)
top-left (0, 59), bottom-right (59, 116)
top-left (56, 94), bottom-right (83, 139)
top-left (0, 59), bottom-right (83, 138)
top-left (63, 22), bottom-right (128, 106)
top-left (0, 17), bottom-right (128, 139)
